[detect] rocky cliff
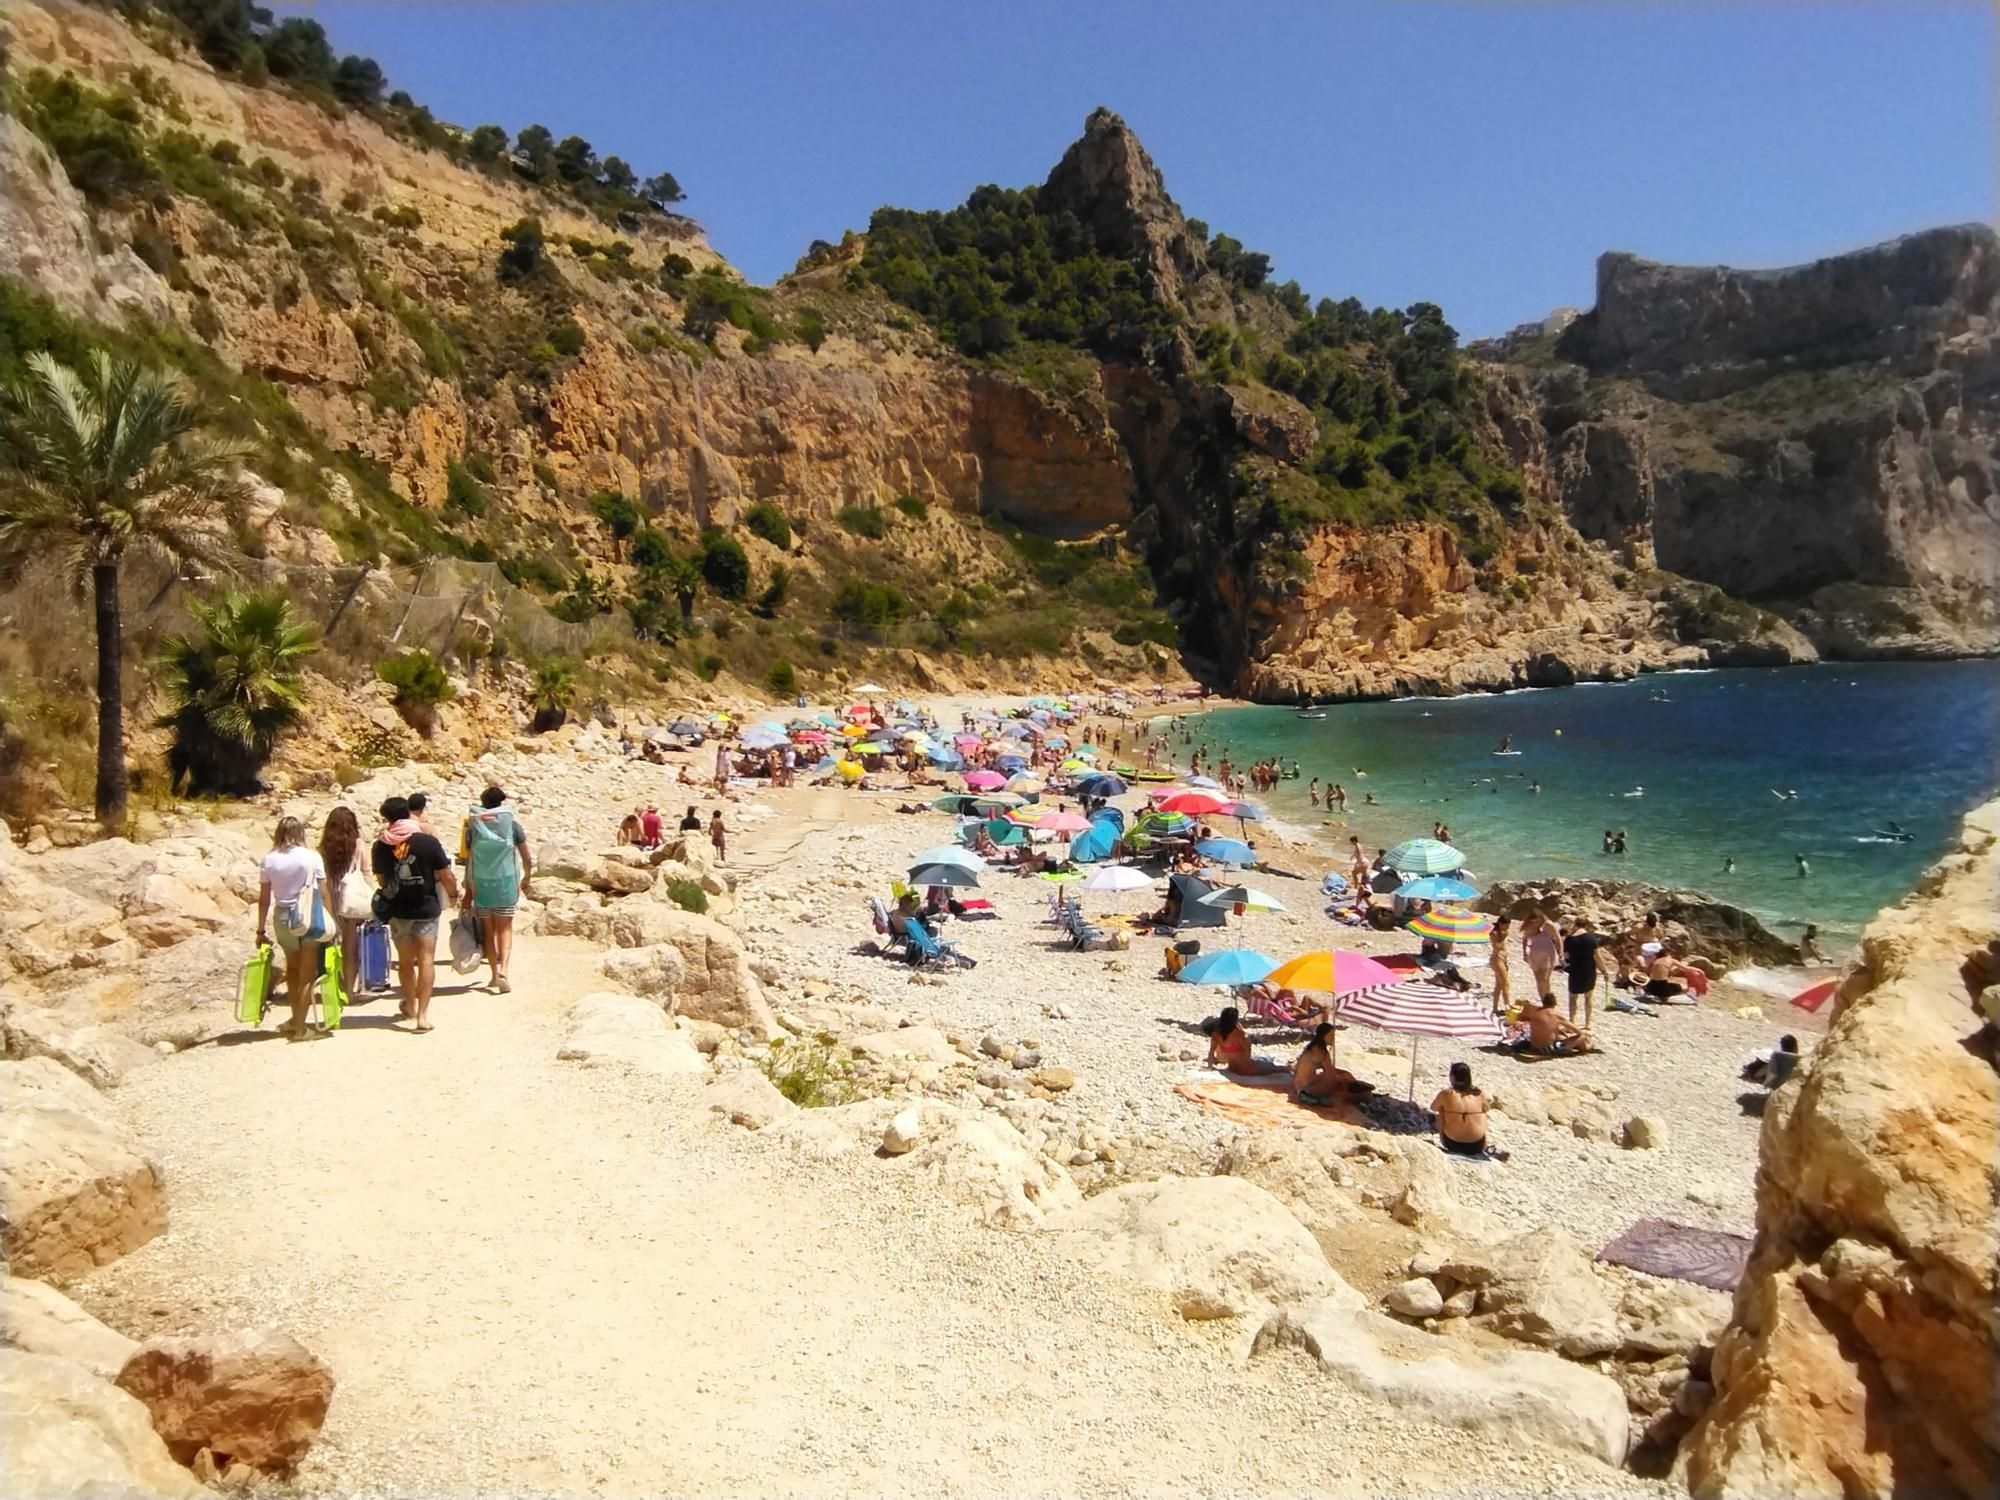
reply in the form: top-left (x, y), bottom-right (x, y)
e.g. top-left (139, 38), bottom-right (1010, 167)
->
top-left (1684, 798), bottom-right (1999, 1498)
top-left (1497, 229), bottom-right (2000, 659)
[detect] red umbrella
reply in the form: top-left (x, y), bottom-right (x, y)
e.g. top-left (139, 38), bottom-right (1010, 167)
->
top-left (1159, 791), bottom-right (1230, 816)
top-left (1790, 978), bottom-right (1839, 1014)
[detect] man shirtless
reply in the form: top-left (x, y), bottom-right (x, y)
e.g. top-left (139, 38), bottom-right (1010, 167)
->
top-left (1515, 994), bottom-right (1594, 1055)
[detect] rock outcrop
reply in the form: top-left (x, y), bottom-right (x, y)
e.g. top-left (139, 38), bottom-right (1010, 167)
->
top-left (1477, 878), bottom-right (1800, 971)
top-left (2, 1275), bottom-right (141, 1381)
top-left (1531, 227), bottom-right (2000, 657)
top-left (1685, 799), bottom-right (2000, 1499)
top-left (555, 992), bottom-right (709, 1078)
top-left (0, 1103), bottom-right (167, 1281)
top-left (0, 1349), bottom-right (205, 1499)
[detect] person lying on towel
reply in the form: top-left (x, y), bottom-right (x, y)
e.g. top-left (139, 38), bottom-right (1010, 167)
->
top-left (1292, 1023), bottom-right (1371, 1105)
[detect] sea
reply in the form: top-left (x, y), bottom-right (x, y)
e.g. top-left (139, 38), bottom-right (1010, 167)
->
top-left (1167, 660), bottom-right (2000, 954)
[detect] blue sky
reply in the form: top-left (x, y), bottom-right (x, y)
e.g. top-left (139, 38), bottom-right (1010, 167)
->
top-left (281, 1), bottom-right (1994, 336)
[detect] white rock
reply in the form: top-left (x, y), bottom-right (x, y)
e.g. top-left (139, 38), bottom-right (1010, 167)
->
top-left (1384, 1277), bottom-right (1446, 1319)
top-left (704, 1069), bottom-right (795, 1130)
top-left (1, 1276), bottom-right (139, 1379)
top-left (1622, 1115), bottom-right (1667, 1150)
top-left (0, 1349), bottom-right (203, 1497)
top-left (849, 1026), bottom-right (963, 1068)
top-left (1047, 1176), bottom-right (1345, 1320)
top-left (555, 993), bottom-right (707, 1078)
top-left (598, 944), bottom-right (687, 1000)
top-left (882, 1107), bottom-right (922, 1156)
top-left (0, 1106), bottom-right (166, 1280)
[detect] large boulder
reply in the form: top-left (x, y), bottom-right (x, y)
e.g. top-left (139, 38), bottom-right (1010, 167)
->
top-left (704, 1068), bottom-right (796, 1130)
top-left (555, 993), bottom-right (707, 1079)
top-left (1256, 1297), bottom-right (1631, 1466)
top-left (847, 1025), bottom-right (966, 1069)
top-left (1, 1056), bottom-right (112, 1119)
top-left (1, 1008), bottom-right (158, 1091)
top-left (1047, 1176), bottom-right (1343, 1319)
top-left (0, 1349), bottom-right (204, 1498)
top-left (1688, 799), bottom-right (2000, 1500)
top-left (598, 944), bottom-right (687, 1000)
top-left (116, 1328), bottom-right (335, 1473)
top-left (0, 1106), bottom-right (166, 1281)
top-left (630, 906), bottom-right (779, 1038)
top-left (1463, 1227), bottom-right (1623, 1358)
top-left (763, 1098), bottom-right (1079, 1227)
top-left (1213, 1129), bottom-right (1368, 1232)
top-left (2, 1275), bottom-right (140, 1379)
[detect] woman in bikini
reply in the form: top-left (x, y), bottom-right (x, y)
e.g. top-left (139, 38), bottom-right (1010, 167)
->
top-left (1521, 910), bottom-right (1562, 1001)
top-left (1488, 915), bottom-right (1513, 1014)
top-left (1205, 1006), bottom-right (1278, 1075)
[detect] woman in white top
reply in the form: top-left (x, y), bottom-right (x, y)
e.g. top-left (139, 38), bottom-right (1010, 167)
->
top-left (256, 815), bottom-right (332, 1040)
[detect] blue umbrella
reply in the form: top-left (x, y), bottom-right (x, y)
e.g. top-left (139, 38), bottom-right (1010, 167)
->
top-left (1226, 801), bottom-right (1264, 821)
top-left (1068, 821), bottom-right (1119, 864)
top-left (1385, 838), bottom-right (1466, 875)
top-left (1075, 772), bottom-right (1128, 798)
top-left (913, 845), bottom-right (982, 871)
top-left (1196, 838), bottom-right (1257, 866)
top-left (1395, 875), bottom-right (1481, 901)
top-left (740, 727), bottom-right (786, 749)
top-left (909, 862), bottom-right (981, 888)
top-left (1178, 949), bottom-right (1278, 986)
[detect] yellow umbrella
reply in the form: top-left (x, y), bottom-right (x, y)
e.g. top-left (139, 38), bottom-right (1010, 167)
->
top-left (841, 723), bottom-right (868, 738)
top-left (835, 759), bottom-right (864, 782)
top-left (1267, 950), bottom-right (1401, 994)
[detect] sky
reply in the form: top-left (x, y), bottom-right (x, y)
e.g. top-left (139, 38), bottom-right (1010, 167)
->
top-left (278, 1), bottom-right (1995, 337)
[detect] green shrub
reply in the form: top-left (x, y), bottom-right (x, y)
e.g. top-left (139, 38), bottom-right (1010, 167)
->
top-left (445, 457), bottom-right (490, 516)
top-left (548, 319), bottom-right (587, 357)
top-left (892, 494), bottom-right (928, 521)
top-left (836, 503), bottom-right (888, 539)
top-left (795, 307), bottom-right (827, 353)
top-left (743, 500), bottom-right (792, 549)
top-left (765, 659), bottom-right (797, 698)
top-left (831, 578), bottom-right (907, 629)
top-left (760, 1036), bottom-right (852, 1108)
top-left (499, 555), bottom-right (566, 594)
top-left (664, 877), bottom-right (709, 914)
top-left (698, 532), bottom-right (750, 599)
top-left (376, 649), bottom-right (453, 735)
top-left (756, 563), bottom-right (792, 613)
top-left (366, 370), bottom-right (420, 413)
top-left (695, 653), bottom-right (723, 681)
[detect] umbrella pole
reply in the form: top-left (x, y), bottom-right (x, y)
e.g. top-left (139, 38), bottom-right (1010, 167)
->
top-left (1407, 1036), bottom-right (1419, 1101)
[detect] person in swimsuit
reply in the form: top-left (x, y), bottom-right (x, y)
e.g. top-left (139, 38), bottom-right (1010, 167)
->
top-left (1513, 994), bottom-right (1595, 1055)
top-left (1488, 916), bottom-right (1513, 1013)
top-left (1521, 911), bottom-right (1561, 1002)
top-left (1430, 1062), bottom-right (1505, 1158)
top-left (1206, 1006), bottom-right (1277, 1075)
top-left (1292, 1022), bottom-right (1364, 1104)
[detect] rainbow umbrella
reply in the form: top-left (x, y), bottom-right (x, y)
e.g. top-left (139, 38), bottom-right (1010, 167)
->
top-left (1406, 906), bottom-right (1492, 944)
top-left (1384, 838), bottom-right (1466, 875)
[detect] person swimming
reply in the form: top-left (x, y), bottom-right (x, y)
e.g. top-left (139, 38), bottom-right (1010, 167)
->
top-left (1795, 853), bottom-right (1812, 878)
top-left (1722, 855), bottom-right (1737, 875)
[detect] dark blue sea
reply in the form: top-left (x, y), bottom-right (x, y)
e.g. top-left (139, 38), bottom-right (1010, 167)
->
top-left (1182, 661), bottom-right (2000, 949)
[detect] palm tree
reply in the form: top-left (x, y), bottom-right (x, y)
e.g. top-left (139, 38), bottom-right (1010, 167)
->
top-left (158, 591), bottom-right (318, 797)
top-left (660, 552), bottom-right (700, 623)
top-left (0, 352), bottom-right (249, 822)
top-left (530, 658), bottom-right (577, 733)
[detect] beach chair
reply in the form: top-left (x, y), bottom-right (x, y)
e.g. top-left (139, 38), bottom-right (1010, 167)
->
top-left (867, 896), bottom-right (911, 961)
top-left (904, 921), bottom-right (976, 970)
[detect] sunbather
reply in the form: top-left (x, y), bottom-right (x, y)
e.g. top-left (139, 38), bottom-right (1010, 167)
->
top-left (1292, 1022), bottom-right (1366, 1103)
top-left (1512, 993), bottom-right (1596, 1055)
top-left (1205, 1006), bottom-right (1279, 1075)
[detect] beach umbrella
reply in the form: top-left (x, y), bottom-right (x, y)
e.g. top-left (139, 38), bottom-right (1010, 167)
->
top-left (1138, 810), bottom-right (1194, 835)
top-left (994, 753), bottom-right (1029, 770)
top-left (929, 749), bottom-right (965, 769)
top-left (1395, 875), bottom-right (1480, 902)
top-left (1195, 837), bottom-right (1256, 866)
top-left (1081, 864), bottom-right (1151, 892)
top-left (1199, 885), bottom-right (1287, 913)
top-left (909, 861), bottom-right (981, 888)
top-left (1044, 733), bottom-right (1070, 747)
top-left (786, 718), bottom-right (819, 732)
top-left (971, 792), bottom-right (1025, 810)
top-left (1006, 774), bottom-right (1044, 795)
top-left (1790, 977), bottom-right (1840, 1014)
top-left (1161, 791), bottom-right (1230, 816)
top-left (963, 770), bottom-right (1007, 791)
top-left (1224, 801), bottom-right (1263, 821)
top-left (1336, 979), bottom-right (1505, 1098)
top-left (835, 760), bottom-right (864, 782)
top-left (1036, 810), bottom-right (1092, 834)
top-left (1384, 838), bottom-right (1466, 875)
top-left (1058, 757), bottom-right (1092, 773)
top-left (1178, 949), bottom-right (1278, 987)
top-left (913, 845), bottom-right (982, 871)
top-left (1268, 949), bottom-right (1402, 996)
top-left (953, 734), bottom-right (984, 750)
top-left (1184, 775), bottom-right (1225, 790)
top-left (1074, 772), bottom-right (1127, 798)
top-left (854, 682), bottom-right (886, 693)
top-left (667, 717), bottom-right (701, 736)
top-left (1407, 906), bottom-right (1492, 944)
top-left (1068, 821), bottom-right (1119, 864)
top-left (930, 794), bottom-right (979, 813)
top-left (841, 722), bottom-right (869, 738)
top-left (982, 817), bottom-right (1029, 847)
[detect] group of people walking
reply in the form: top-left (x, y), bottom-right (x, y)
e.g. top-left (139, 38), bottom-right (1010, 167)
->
top-left (253, 786), bottom-right (532, 1039)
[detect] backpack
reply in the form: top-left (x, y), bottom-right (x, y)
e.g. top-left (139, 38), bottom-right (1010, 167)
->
top-left (371, 837), bottom-right (426, 921)
top-left (464, 807), bottom-right (521, 908)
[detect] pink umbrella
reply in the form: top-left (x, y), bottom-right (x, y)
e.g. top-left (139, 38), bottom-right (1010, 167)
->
top-left (1035, 810), bottom-right (1091, 834)
top-left (1336, 979), bottom-right (1506, 1098)
top-left (953, 734), bottom-right (984, 750)
top-left (962, 770), bottom-right (1006, 791)
top-left (1160, 791), bottom-right (1230, 816)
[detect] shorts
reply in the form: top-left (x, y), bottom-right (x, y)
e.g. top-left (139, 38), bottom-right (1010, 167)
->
top-left (1440, 1133), bottom-right (1488, 1157)
top-left (388, 917), bottom-right (439, 943)
top-left (1644, 979), bottom-right (1684, 1000)
top-left (471, 903), bottom-right (517, 920)
top-left (271, 922), bottom-right (322, 954)
top-left (1296, 1089), bottom-right (1333, 1107)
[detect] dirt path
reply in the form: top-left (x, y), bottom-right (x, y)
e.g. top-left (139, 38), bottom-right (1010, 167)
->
top-left (75, 923), bottom-right (1599, 1498)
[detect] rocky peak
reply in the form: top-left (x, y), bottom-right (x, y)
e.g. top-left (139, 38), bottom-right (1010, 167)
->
top-left (1563, 223), bottom-right (2000, 390)
top-left (1039, 108), bottom-right (1209, 312)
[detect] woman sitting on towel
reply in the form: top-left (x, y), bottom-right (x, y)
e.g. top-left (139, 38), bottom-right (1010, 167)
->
top-left (1205, 1006), bottom-right (1277, 1075)
top-left (1430, 1062), bottom-right (1505, 1159)
top-left (1292, 1023), bottom-right (1367, 1104)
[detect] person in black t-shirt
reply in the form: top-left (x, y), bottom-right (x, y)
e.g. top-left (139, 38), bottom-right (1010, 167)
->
top-left (1562, 926), bottom-right (1609, 1028)
top-left (372, 796), bottom-right (460, 1032)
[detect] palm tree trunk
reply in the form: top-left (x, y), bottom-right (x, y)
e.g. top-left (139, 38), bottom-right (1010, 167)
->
top-left (92, 560), bottom-right (127, 824)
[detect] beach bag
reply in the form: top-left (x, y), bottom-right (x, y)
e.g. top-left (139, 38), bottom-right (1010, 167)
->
top-left (464, 807), bottom-right (521, 908)
top-left (274, 888), bottom-right (330, 946)
top-left (236, 943), bottom-right (275, 1026)
top-left (358, 920), bottom-right (391, 990)
top-left (448, 911), bottom-right (483, 973)
top-left (333, 866), bottom-right (374, 922)
top-left (371, 837), bottom-right (424, 921)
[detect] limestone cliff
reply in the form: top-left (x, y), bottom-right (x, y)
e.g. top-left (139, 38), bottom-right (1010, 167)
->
top-left (1684, 799), bottom-right (1999, 1498)
top-left (1495, 229), bottom-right (2000, 658)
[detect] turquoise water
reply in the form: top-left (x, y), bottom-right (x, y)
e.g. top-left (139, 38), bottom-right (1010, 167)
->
top-left (1173, 661), bottom-right (2000, 949)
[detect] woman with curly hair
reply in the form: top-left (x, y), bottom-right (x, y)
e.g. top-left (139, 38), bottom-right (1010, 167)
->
top-left (319, 805), bottom-right (366, 1002)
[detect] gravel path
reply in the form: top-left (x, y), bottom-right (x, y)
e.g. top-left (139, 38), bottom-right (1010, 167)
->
top-left (74, 927), bottom-right (1657, 1499)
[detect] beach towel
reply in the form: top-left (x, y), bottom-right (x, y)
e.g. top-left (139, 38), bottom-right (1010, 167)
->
top-left (1173, 1076), bottom-right (1365, 1130)
top-left (1598, 1217), bottom-right (1753, 1291)
top-left (463, 806), bottom-right (523, 908)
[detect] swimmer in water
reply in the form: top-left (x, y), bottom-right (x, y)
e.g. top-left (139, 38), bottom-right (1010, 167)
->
top-left (1529, 781), bottom-right (1541, 794)
top-left (1795, 853), bottom-right (1811, 878)
top-left (1722, 856), bottom-right (1737, 875)
top-left (1800, 924), bottom-right (1824, 963)
top-left (1498, 735), bottom-right (1512, 753)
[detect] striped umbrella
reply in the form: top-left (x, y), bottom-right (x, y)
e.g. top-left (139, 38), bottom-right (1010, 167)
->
top-left (1407, 906), bottom-right (1492, 944)
top-left (1384, 838), bottom-right (1466, 875)
top-left (1338, 979), bottom-right (1504, 1098)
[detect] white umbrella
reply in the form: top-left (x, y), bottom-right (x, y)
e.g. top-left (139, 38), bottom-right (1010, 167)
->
top-left (854, 682), bottom-right (886, 693)
top-left (1196, 885), bottom-right (1287, 913)
top-left (1081, 865), bottom-right (1151, 892)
